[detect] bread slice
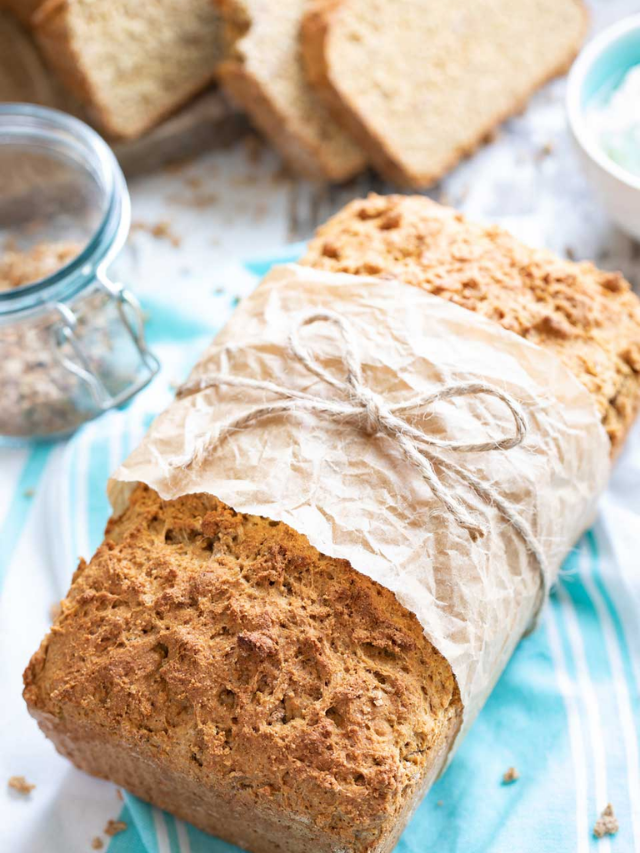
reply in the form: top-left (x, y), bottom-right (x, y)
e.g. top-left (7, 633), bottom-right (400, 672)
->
top-left (32, 0), bottom-right (224, 140)
top-left (301, 0), bottom-right (588, 187)
top-left (214, 0), bottom-right (365, 182)
top-left (301, 194), bottom-right (640, 452)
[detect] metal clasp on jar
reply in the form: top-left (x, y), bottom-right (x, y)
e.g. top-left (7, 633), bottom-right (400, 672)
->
top-left (50, 270), bottom-right (160, 412)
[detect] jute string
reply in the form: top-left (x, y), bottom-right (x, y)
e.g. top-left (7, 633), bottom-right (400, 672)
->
top-left (176, 311), bottom-right (549, 611)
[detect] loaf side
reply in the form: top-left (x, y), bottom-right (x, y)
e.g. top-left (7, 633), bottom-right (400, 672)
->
top-left (302, 194), bottom-right (640, 451)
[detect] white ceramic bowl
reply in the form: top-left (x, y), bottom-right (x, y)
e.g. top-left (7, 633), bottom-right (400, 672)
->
top-left (567, 14), bottom-right (640, 241)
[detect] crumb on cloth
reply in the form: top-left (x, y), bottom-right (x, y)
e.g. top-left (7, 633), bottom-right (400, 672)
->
top-left (593, 804), bottom-right (619, 838)
top-left (131, 220), bottom-right (181, 248)
top-left (8, 775), bottom-right (35, 795)
top-left (104, 819), bottom-right (128, 837)
top-left (91, 838), bottom-right (104, 850)
top-left (502, 767), bottom-right (519, 784)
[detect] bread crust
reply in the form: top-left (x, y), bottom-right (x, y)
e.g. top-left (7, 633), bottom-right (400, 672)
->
top-left (301, 0), bottom-right (589, 188)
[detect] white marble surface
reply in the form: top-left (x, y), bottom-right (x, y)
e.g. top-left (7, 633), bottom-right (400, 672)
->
top-left (124, 0), bottom-right (639, 308)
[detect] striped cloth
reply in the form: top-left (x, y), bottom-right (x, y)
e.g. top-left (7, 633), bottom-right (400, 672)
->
top-left (1, 248), bottom-right (639, 853)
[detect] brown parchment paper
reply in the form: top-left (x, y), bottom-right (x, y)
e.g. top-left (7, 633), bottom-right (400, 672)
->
top-left (109, 264), bottom-right (610, 750)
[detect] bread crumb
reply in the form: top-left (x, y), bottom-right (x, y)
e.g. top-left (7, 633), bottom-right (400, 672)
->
top-left (566, 246), bottom-right (576, 261)
top-left (104, 819), bottom-right (127, 837)
top-left (168, 190), bottom-right (219, 209)
top-left (23, 488), bottom-right (35, 499)
top-left (540, 141), bottom-right (555, 158)
top-left (131, 220), bottom-right (181, 248)
top-left (502, 767), bottom-right (519, 784)
top-left (8, 775), bottom-right (35, 795)
top-left (162, 156), bottom-right (195, 175)
top-left (436, 800), bottom-right (444, 807)
top-left (91, 839), bottom-right (104, 850)
top-left (116, 788), bottom-right (123, 801)
top-left (593, 804), bottom-right (618, 838)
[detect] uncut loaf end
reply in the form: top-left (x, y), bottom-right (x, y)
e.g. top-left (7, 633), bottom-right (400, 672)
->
top-left (24, 485), bottom-right (461, 853)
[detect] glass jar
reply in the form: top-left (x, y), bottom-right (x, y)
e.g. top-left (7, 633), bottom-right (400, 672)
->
top-left (0, 104), bottom-right (159, 443)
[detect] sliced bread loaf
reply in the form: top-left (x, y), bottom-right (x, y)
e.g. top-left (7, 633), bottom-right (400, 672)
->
top-left (214, 0), bottom-right (365, 182)
top-left (301, 0), bottom-right (588, 188)
top-left (32, 0), bottom-right (224, 140)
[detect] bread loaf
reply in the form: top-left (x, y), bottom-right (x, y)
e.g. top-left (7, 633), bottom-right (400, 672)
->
top-left (301, 0), bottom-right (588, 187)
top-left (23, 197), bottom-right (640, 853)
top-left (215, 0), bottom-right (365, 182)
top-left (32, 0), bottom-right (224, 140)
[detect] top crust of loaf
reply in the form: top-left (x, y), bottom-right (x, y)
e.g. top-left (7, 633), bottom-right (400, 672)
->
top-left (302, 194), bottom-right (640, 451)
top-left (302, 0), bottom-right (588, 188)
top-left (215, 0), bottom-right (365, 182)
top-left (24, 484), bottom-right (460, 852)
top-left (33, 0), bottom-right (224, 140)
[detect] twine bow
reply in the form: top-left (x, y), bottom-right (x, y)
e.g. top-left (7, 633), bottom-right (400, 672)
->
top-left (176, 311), bottom-right (549, 602)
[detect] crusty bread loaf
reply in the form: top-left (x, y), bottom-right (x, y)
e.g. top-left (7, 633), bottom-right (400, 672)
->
top-left (23, 195), bottom-right (640, 853)
top-left (24, 485), bottom-right (460, 853)
top-left (301, 0), bottom-right (588, 187)
top-left (32, 0), bottom-right (224, 140)
top-left (302, 194), bottom-right (640, 452)
top-left (214, 0), bottom-right (365, 182)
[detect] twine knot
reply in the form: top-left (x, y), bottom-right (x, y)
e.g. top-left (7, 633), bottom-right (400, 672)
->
top-left (176, 310), bottom-right (548, 608)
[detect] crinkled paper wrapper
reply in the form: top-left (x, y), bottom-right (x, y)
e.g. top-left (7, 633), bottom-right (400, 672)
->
top-left (109, 264), bottom-right (610, 755)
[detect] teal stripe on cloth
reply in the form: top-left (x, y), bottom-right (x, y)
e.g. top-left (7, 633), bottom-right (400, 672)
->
top-left (242, 242), bottom-right (307, 280)
top-left (21, 249), bottom-right (637, 853)
top-left (0, 442), bottom-right (53, 592)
